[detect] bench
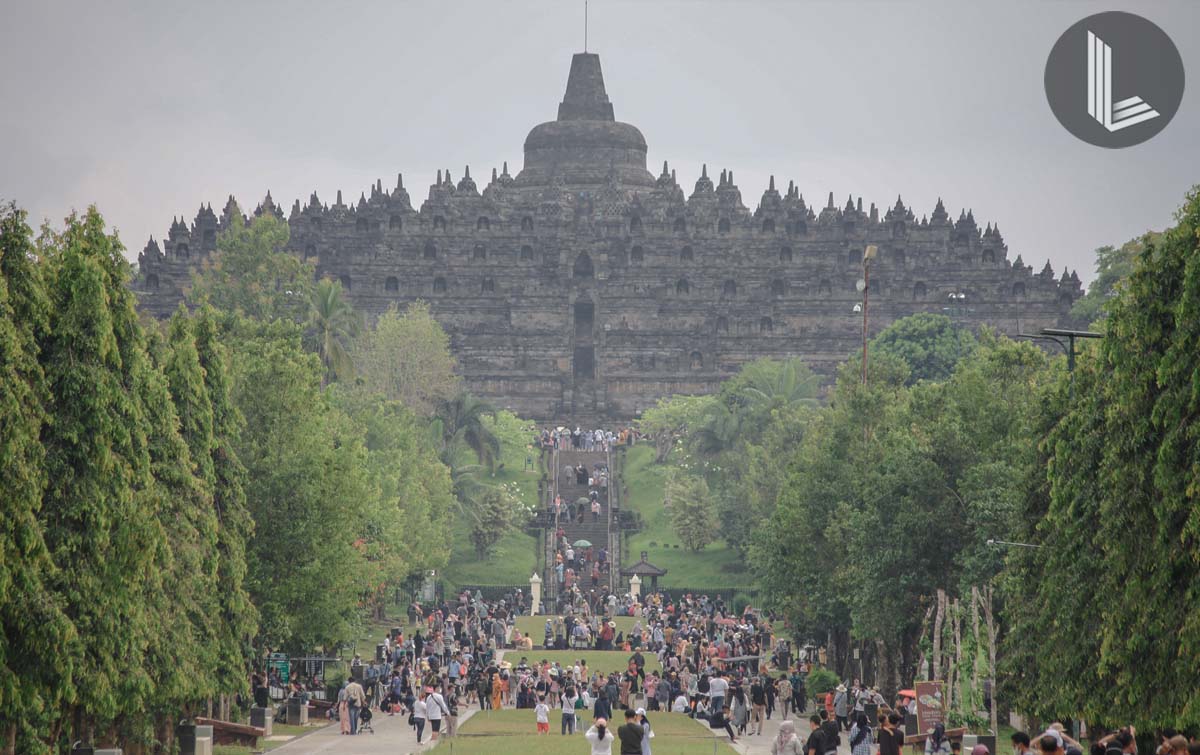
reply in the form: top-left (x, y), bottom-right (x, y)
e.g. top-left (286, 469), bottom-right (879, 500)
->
top-left (193, 717), bottom-right (265, 747)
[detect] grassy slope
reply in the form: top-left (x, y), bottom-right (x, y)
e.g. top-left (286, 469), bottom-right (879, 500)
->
top-left (619, 444), bottom-right (753, 590)
top-left (443, 415), bottom-right (543, 588)
top-left (453, 709), bottom-right (737, 754)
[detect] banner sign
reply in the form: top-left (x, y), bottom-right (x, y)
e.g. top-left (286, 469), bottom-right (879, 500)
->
top-left (914, 680), bottom-right (946, 735)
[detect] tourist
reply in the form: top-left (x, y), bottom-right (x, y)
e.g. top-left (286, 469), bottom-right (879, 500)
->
top-left (1013, 732), bottom-right (1036, 755)
top-left (345, 675), bottom-right (366, 735)
top-left (412, 690), bottom-right (427, 744)
top-left (536, 695), bottom-right (551, 735)
top-left (425, 685), bottom-right (450, 742)
top-left (709, 670), bottom-right (728, 713)
top-left (926, 723), bottom-right (952, 755)
top-left (776, 674), bottom-right (793, 719)
top-left (820, 710), bottom-right (841, 755)
top-left (731, 684), bottom-right (749, 735)
top-left (618, 709), bottom-right (644, 755)
top-left (586, 717), bottom-right (616, 755)
top-left (834, 683), bottom-right (850, 731)
top-left (773, 720), bottom-right (804, 755)
top-left (850, 712), bottom-right (874, 755)
top-left (751, 676), bottom-right (767, 735)
top-left (444, 685), bottom-right (459, 737)
top-left (879, 712), bottom-right (904, 755)
top-left (636, 707), bottom-right (654, 755)
top-left (563, 682), bottom-right (581, 734)
top-left (709, 705), bottom-right (738, 743)
top-left (807, 715), bottom-right (827, 755)
top-left (337, 680), bottom-right (351, 735)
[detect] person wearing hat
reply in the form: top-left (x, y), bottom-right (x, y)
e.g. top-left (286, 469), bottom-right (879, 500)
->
top-left (834, 684), bottom-right (850, 732)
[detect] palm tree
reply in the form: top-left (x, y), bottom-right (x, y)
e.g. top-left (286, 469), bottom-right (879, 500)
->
top-left (737, 357), bottom-right (821, 415)
top-left (436, 392), bottom-right (502, 473)
top-left (307, 278), bottom-right (360, 383)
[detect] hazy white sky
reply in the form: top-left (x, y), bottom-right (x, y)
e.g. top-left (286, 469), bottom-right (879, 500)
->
top-left (2, 0), bottom-right (1197, 285)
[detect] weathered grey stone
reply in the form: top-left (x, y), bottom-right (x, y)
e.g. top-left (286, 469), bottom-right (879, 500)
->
top-left (135, 52), bottom-right (1083, 421)
top-left (286, 700), bottom-right (308, 726)
top-left (250, 706), bottom-right (273, 736)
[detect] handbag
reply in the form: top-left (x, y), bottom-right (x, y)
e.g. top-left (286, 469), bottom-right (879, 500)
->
top-left (408, 714), bottom-right (416, 726)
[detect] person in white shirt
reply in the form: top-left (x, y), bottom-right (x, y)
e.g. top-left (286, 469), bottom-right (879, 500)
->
top-left (586, 717), bottom-right (616, 755)
top-left (412, 694), bottom-right (427, 743)
top-left (708, 673), bottom-right (729, 712)
top-left (672, 694), bottom-right (689, 713)
top-left (425, 687), bottom-right (450, 742)
top-left (535, 697), bottom-right (551, 734)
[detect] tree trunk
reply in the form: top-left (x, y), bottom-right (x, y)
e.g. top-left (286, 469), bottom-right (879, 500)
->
top-left (981, 585), bottom-right (999, 734)
top-left (932, 589), bottom-right (946, 681)
top-left (951, 598), bottom-right (963, 714)
top-left (971, 586), bottom-right (982, 708)
top-left (2, 722), bottom-right (15, 755)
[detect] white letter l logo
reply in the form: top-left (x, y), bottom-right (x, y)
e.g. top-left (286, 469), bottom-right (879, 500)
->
top-left (1087, 30), bottom-right (1159, 131)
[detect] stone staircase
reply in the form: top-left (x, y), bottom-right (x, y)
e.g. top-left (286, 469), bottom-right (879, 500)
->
top-left (550, 447), bottom-right (614, 596)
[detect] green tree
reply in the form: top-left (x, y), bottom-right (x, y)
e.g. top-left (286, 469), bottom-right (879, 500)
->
top-left (192, 306), bottom-right (257, 690)
top-left (1004, 188), bottom-right (1200, 728)
top-left (188, 204), bottom-right (312, 322)
top-left (1068, 232), bottom-right (1160, 325)
top-left (38, 208), bottom-right (170, 744)
top-left (665, 470), bottom-right (717, 551)
top-left (870, 312), bottom-right (975, 384)
top-left (436, 392), bottom-right (501, 473)
top-left (636, 393), bottom-right (714, 463)
top-left (353, 302), bottom-right (459, 416)
top-left (307, 277), bottom-right (360, 383)
top-left (468, 487), bottom-right (516, 558)
top-left (229, 318), bottom-right (375, 652)
top-left (0, 203), bottom-right (75, 754)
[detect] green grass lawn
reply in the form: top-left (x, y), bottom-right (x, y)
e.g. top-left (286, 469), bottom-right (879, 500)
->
top-left (452, 708), bottom-right (737, 754)
top-left (619, 445), bottom-right (753, 590)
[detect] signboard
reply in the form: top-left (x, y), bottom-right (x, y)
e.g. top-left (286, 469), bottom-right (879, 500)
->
top-left (914, 680), bottom-right (946, 735)
top-left (268, 652), bottom-right (289, 684)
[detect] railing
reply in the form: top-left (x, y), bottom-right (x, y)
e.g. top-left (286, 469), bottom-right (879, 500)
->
top-left (542, 444), bottom-right (560, 609)
top-left (605, 441), bottom-right (619, 593)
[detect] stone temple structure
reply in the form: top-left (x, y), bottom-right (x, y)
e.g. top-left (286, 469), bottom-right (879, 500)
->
top-left (135, 52), bottom-right (1083, 420)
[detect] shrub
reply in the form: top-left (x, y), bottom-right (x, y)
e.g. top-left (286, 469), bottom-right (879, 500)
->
top-left (806, 668), bottom-right (840, 699)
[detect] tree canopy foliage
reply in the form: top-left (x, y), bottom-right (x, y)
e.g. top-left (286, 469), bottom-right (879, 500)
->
top-left (1003, 189), bottom-right (1200, 728)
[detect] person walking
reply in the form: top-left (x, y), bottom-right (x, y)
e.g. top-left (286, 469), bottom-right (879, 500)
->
top-left (776, 675), bottom-right (794, 719)
top-left (426, 686), bottom-right (450, 742)
top-left (412, 691), bottom-right (427, 744)
top-left (750, 676), bottom-right (767, 735)
top-left (337, 681), bottom-right (351, 735)
top-left (850, 712), bottom-right (874, 755)
top-left (345, 677), bottom-right (366, 735)
top-left (586, 717), bottom-right (616, 755)
top-left (833, 684), bottom-right (850, 732)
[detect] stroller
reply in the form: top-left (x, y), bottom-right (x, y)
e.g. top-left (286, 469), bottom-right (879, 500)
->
top-left (358, 705), bottom-right (375, 734)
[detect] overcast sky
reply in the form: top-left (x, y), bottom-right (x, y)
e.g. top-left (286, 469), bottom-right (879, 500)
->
top-left (2, 0), bottom-right (1197, 285)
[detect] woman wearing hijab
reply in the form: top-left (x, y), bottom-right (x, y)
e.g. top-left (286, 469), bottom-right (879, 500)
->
top-left (926, 723), bottom-right (952, 755)
top-left (772, 720), bottom-right (805, 755)
top-left (850, 712), bottom-right (875, 755)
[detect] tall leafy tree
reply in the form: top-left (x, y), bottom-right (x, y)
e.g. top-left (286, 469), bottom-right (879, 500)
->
top-left (436, 392), bottom-right (501, 473)
top-left (0, 203), bottom-right (75, 754)
top-left (1004, 188), bottom-right (1200, 727)
top-left (353, 302), bottom-right (460, 416)
top-left (1068, 232), bottom-right (1160, 325)
top-left (192, 307), bottom-right (257, 691)
top-left (188, 204), bottom-right (312, 322)
top-left (37, 208), bottom-right (169, 744)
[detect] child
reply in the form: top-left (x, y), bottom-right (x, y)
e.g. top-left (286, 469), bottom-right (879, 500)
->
top-left (535, 696), bottom-right (551, 735)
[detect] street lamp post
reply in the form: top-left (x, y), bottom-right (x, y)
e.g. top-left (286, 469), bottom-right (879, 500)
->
top-left (859, 245), bottom-right (878, 385)
top-left (1014, 327), bottom-right (1102, 396)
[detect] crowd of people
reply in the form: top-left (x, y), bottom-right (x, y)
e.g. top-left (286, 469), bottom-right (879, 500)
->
top-left (540, 426), bottom-right (643, 452)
